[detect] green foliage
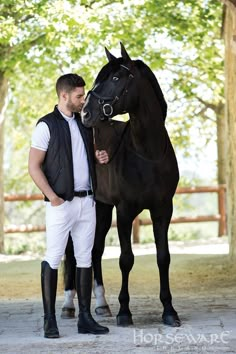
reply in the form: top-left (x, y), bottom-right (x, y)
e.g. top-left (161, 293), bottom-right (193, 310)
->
top-left (0, 0), bottom-right (224, 237)
top-left (5, 231), bottom-right (45, 255)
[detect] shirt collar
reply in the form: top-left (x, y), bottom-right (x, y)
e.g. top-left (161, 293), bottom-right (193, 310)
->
top-left (57, 106), bottom-right (75, 122)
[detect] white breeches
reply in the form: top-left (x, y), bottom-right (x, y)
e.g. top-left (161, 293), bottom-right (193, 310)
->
top-left (44, 196), bottom-right (96, 269)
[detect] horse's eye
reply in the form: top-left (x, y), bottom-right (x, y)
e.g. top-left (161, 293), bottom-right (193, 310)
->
top-left (113, 76), bottom-right (119, 81)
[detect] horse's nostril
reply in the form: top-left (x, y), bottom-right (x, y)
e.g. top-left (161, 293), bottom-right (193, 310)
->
top-left (84, 111), bottom-right (91, 119)
top-left (82, 110), bottom-right (91, 121)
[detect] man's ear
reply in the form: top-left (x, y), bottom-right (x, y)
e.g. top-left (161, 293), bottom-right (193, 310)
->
top-left (61, 91), bottom-right (68, 101)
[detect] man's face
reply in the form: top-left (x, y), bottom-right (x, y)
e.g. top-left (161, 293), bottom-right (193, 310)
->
top-left (66, 86), bottom-right (85, 113)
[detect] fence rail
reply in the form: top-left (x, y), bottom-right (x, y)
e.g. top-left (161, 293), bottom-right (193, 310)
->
top-left (4, 185), bottom-right (227, 242)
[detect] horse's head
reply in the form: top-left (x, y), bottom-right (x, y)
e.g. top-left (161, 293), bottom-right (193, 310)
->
top-left (81, 43), bottom-right (136, 128)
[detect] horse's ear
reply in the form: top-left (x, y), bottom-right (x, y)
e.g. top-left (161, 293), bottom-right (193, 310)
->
top-left (105, 47), bottom-right (116, 62)
top-left (120, 42), bottom-right (131, 62)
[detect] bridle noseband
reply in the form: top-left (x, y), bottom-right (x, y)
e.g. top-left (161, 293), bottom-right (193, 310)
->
top-left (88, 91), bottom-right (119, 119)
top-left (87, 64), bottom-right (134, 121)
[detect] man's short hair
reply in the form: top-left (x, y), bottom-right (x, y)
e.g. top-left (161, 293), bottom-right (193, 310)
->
top-left (56, 73), bottom-right (86, 97)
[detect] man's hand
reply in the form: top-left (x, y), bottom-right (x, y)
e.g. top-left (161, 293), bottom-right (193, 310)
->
top-left (50, 195), bottom-right (65, 207)
top-left (95, 150), bottom-right (109, 164)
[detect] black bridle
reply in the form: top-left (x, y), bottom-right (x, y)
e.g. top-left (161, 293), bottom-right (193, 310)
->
top-left (87, 64), bottom-right (134, 121)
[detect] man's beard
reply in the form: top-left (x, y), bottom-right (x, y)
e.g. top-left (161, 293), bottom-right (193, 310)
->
top-left (66, 98), bottom-right (82, 113)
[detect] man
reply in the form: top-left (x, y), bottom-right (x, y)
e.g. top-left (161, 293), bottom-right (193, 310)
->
top-left (28, 73), bottom-right (109, 338)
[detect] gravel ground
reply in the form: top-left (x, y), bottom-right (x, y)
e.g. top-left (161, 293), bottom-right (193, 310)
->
top-left (0, 239), bottom-right (236, 353)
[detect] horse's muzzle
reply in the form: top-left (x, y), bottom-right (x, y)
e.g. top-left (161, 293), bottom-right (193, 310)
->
top-left (81, 110), bottom-right (93, 127)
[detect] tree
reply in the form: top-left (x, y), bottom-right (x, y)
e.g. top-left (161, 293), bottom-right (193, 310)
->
top-left (0, 73), bottom-right (8, 251)
top-left (0, 0), bottom-right (55, 251)
top-left (0, 0), bottom-right (101, 251)
top-left (221, 0), bottom-right (236, 259)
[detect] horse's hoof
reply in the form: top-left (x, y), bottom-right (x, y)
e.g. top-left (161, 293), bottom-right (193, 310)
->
top-left (162, 312), bottom-right (181, 327)
top-left (61, 307), bottom-right (75, 319)
top-left (95, 305), bottom-right (112, 317)
top-left (116, 314), bottom-right (133, 326)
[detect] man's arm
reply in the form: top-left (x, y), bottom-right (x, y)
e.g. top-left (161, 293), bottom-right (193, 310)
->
top-left (28, 147), bottom-right (64, 206)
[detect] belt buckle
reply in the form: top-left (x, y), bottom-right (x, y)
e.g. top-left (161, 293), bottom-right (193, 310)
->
top-left (74, 190), bottom-right (90, 198)
top-left (74, 190), bottom-right (93, 198)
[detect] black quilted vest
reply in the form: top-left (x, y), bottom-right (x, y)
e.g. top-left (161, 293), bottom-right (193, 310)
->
top-left (37, 106), bottom-right (97, 201)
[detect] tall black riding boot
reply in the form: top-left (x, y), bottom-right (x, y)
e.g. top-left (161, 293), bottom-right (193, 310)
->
top-left (76, 267), bottom-right (109, 335)
top-left (41, 261), bottom-right (59, 338)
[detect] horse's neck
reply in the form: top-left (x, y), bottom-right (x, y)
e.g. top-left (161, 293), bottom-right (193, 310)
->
top-left (129, 104), bottom-right (167, 160)
top-left (94, 121), bottom-right (128, 156)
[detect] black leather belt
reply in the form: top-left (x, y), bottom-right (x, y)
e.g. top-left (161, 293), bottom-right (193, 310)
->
top-left (74, 190), bottom-right (93, 198)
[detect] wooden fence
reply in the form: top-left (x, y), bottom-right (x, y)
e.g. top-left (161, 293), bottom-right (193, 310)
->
top-left (4, 185), bottom-right (227, 242)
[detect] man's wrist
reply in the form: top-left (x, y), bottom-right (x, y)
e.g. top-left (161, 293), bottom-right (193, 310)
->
top-left (48, 194), bottom-right (59, 203)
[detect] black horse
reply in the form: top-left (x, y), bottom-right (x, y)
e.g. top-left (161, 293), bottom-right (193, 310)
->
top-left (63, 43), bottom-right (180, 327)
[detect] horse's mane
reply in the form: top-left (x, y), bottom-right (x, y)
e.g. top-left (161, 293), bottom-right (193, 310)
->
top-left (135, 60), bottom-right (167, 121)
top-left (94, 58), bottom-right (167, 121)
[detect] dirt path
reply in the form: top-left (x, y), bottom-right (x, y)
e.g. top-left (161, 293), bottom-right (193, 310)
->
top-left (0, 246), bottom-right (235, 299)
top-left (1, 242), bottom-right (236, 353)
top-left (1, 251), bottom-right (236, 353)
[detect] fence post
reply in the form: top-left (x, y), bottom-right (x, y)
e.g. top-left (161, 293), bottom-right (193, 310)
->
top-left (132, 216), bottom-right (140, 243)
top-left (218, 185), bottom-right (227, 237)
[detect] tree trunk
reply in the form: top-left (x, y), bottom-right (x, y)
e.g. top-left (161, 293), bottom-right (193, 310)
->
top-left (224, 5), bottom-right (236, 259)
top-left (216, 103), bottom-right (226, 185)
top-left (0, 72), bottom-right (8, 253)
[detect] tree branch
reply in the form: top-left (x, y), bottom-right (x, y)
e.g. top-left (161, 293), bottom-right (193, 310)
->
top-left (219, 0), bottom-right (236, 8)
top-left (82, 0), bottom-right (121, 9)
top-left (15, 14), bottom-right (35, 25)
top-left (196, 96), bottom-right (218, 111)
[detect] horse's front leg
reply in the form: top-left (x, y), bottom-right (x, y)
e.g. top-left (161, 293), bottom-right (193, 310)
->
top-left (151, 203), bottom-right (181, 327)
top-left (92, 201), bottom-right (113, 317)
top-left (116, 206), bottom-right (136, 326)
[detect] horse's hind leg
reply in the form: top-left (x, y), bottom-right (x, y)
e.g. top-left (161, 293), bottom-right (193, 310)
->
top-left (151, 203), bottom-right (181, 327)
top-left (93, 201), bottom-right (113, 317)
top-left (61, 233), bottom-right (76, 319)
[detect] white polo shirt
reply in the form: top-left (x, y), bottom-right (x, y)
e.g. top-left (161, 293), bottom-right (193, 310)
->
top-left (31, 109), bottom-right (91, 191)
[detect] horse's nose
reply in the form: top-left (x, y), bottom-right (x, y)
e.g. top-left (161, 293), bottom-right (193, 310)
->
top-left (81, 109), bottom-right (92, 127)
top-left (84, 110), bottom-right (91, 119)
top-left (81, 109), bottom-right (91, 122)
